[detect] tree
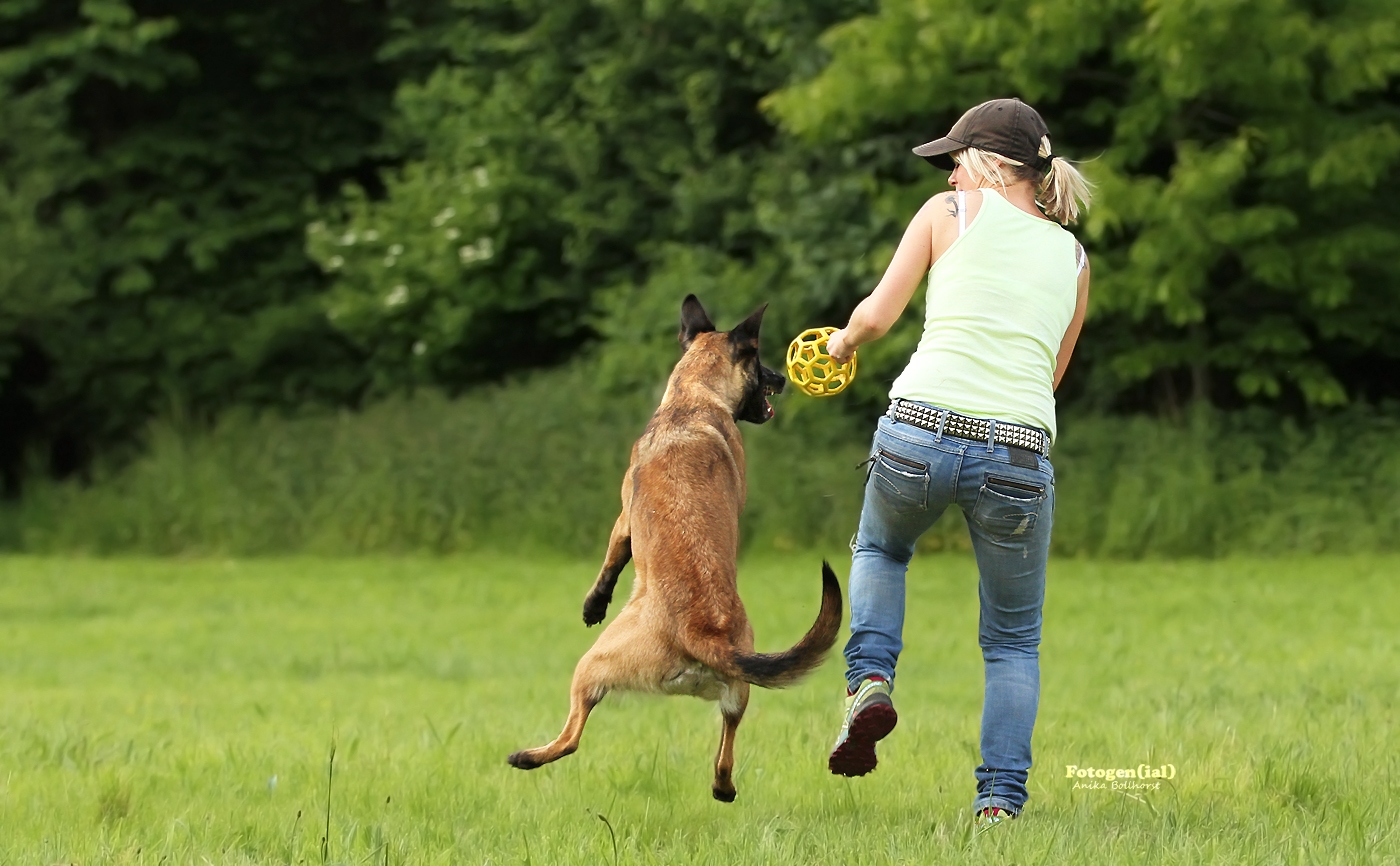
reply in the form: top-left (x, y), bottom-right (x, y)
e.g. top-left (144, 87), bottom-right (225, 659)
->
top-left (308, 0), bottom-right (868, 392)
top-left (762, 0), bottom-right (1400, 413)
top-left (0, 0), bottom-right (403, 485)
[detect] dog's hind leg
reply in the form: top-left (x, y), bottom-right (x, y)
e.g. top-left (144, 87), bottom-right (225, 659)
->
top-left (711, 680), bottom-right (749, 802)
top-left (509, 609), bottom-right (653, 770)
top-left (506, 653), bottom-right (607, 770)
top-left (583, 510), bottom-right (631, 626)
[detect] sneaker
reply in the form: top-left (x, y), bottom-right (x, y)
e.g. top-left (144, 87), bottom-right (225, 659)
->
top-left (828, 677), bottom-right (897, 777)
top-left (973, 806), bottom-right (1017, 835)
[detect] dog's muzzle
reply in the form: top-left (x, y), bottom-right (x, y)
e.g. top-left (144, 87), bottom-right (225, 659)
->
top-left (762, 382), bottom-right (779, 419)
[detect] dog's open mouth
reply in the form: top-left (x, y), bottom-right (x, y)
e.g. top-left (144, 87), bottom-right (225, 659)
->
top-left (762, 382), bottom-right (779, 419)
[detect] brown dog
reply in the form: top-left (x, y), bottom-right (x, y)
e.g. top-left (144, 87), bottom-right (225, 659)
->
top-left (507, 295), bottom-right (842, 802)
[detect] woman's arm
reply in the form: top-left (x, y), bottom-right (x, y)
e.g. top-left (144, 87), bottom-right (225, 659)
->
top-left (1053, 254), bottom-right (1091, 390)
top-left (825, 198), bottom-right (943, 363)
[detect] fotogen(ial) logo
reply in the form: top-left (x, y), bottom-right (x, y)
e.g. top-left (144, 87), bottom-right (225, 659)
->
top-left (1065, 763), bottom-right (1176, 791)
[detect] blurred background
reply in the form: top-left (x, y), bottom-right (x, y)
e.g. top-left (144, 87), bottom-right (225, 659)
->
top-left (2, 0), bottom-right (1398, 559)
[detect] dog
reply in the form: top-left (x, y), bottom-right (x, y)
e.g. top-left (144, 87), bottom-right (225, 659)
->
top-left (507, 295), bottom-right (843, 802)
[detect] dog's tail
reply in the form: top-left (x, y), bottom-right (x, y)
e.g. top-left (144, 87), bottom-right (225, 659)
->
top-left (733, 561), bottom-right (844, 689)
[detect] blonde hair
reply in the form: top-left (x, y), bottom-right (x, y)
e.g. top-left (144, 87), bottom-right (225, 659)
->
top-left (954, 146), bottom-right (1094, 225)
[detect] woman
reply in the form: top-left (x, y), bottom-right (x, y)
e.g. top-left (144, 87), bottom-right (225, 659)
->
top-left (823, 98), bottom-right (1093, 830)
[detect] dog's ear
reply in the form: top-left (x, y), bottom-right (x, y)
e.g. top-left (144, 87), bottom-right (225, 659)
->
top-left (729, 303), bottom-right (767, 350)
top-left (679, 294), bottom-right (716, 349)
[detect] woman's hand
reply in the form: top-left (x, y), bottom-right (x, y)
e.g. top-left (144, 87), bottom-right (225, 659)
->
top-left (826, 329), bottom-right (856, 364)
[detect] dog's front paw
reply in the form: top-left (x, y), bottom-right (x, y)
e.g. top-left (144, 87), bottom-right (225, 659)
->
top-left (711, 783), bottom-right (737, 803)
top-left (507, 750), bottom-right (543, 770)
top-left (582, 591), bottom-right (611, 626)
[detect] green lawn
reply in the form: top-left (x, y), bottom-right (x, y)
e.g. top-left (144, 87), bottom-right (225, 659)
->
top-left (0, 554), bottom-right (1396, 864)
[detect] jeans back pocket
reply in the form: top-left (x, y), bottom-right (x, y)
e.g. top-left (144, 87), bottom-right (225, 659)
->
top-left (871, 448), bottom-right (930, 513)
top-left (972, 474), bottom-right (1048, 541)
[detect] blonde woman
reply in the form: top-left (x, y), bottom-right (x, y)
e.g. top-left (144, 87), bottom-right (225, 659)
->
top-left (823, 98), bottom-right (1093, 831)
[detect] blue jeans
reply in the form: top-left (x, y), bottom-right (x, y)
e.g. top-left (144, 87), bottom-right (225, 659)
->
top-left (844, 410), bottom-right (1055, 815)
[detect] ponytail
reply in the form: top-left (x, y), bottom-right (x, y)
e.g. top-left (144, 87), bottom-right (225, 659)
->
top-left (954, 145), bottom-right (1094, 225)
top-left (1037, 156), bottom-right (1093, 225)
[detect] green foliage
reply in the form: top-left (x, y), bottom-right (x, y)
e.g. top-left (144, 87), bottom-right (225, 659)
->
top-left (764, 0), bottom-right (1400, 411)
top-left (11, 367), bottom-right (1400, 558)
top-left (306, 0), bottom-right (867, 391)
top-left (1052, 407), bottom-right (1400, 557)
top-left (15, 371), bottom-right (641, 556)
top-left (5, 0), bottom-right (1400, 564)
top-left (0, 0), bottom-right (403, 478)
top-left (10, 356), bottom-right (869, 556)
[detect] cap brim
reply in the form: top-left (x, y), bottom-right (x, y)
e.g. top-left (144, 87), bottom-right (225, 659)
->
top-left (911, 136), bottom-right (964, 170)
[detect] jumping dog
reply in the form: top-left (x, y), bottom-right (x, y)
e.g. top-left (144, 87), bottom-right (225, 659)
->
top-left (507, 295), bottom-right (842, 802)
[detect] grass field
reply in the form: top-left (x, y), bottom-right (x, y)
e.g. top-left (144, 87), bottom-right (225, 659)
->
top-left (1, 554), bottom-right (1396, 864)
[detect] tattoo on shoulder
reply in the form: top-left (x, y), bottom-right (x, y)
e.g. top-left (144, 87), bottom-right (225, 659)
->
top-left (944, 193), bottom-right (958, 219)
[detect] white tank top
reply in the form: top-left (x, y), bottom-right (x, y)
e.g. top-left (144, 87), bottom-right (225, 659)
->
top-left (888, 188), bottom-right (1079, 443)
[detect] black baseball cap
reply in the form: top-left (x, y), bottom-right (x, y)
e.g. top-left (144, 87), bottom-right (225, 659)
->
top-left (913, 98), bottom-right (1053, 172)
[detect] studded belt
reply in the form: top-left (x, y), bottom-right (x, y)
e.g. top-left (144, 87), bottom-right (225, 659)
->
top-left (888, 399), bottom-right (1049, 457)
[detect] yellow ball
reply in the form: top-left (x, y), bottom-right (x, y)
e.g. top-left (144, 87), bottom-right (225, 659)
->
top-left (785, 327), bottom-right (857, 397)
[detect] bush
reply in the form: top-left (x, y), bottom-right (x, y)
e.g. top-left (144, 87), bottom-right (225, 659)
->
top-left (11, 365), bottom-right (1400, 559)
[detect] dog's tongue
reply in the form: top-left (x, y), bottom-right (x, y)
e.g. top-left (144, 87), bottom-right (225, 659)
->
top-left (764, 396), bottom-right (775, 419)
